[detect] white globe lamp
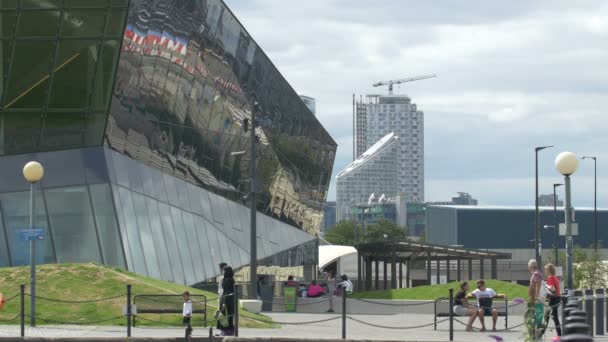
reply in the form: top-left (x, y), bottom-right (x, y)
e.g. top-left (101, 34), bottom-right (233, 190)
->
top-left (23, 161), bottom-right (44, 183)
top-left (555, 152), bottom-right (578, 176)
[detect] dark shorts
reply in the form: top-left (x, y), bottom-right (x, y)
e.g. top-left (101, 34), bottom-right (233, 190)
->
top-left (183, 316), bottom-right (191, 325)
top-left (481, 307), bottom-right (493, 315)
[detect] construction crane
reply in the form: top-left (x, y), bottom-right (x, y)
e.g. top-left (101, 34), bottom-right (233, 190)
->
top-left (372, 74), bottom-right (437, 95)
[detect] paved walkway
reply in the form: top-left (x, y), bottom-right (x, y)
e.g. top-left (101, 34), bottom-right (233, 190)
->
top-left (0, 313), bottom-right (557, 341)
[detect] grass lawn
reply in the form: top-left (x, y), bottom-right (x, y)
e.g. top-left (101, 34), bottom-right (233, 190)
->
top-left (352, 280), bottom-right (529, 301)
top-left (0, 263), bottom-right (274, 328)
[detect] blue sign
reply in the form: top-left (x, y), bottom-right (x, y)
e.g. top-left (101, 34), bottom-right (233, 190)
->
top-left (19, 228), bottom-right (46, 241)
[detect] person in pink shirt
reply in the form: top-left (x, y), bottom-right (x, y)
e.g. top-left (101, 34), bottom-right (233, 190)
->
top-left (306, 280), bottom-right (324, 298)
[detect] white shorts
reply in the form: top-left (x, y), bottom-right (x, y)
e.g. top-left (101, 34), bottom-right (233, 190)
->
top-left (454, 305), bottom-right (470, 316)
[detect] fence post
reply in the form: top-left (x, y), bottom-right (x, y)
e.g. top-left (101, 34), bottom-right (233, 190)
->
top-left (342, 291), bottom-right (347, 339)
top-left (127, 284), bottom-right (132, 338)
top-left (209, 327), bottom-right (213, 342)
top-left (434, 299), bottom-right (437, 330)
top-left (585, 289), bottom-right (593, 335)
top-left (20, 284), bottom-right (25, 337)
top-left (449, 288), bottom-right (454, 341)
top-left (596, 288), bottom-right (604, 335)
top-left (234, 285), bottom-right (239, 337)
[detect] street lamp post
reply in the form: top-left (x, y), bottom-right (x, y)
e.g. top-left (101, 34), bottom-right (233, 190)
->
top-left (582, 156), bottom-right (597, 251)
top-left (22, 161), bottom-right (44, 327)
top-left (553, 183), bottom-right (563, 265)
top-left (249, 102), bottom-right (259, 300)
top-left (535, 145), bottom-right (553, 267)
top-left (555, 151), bottom-right (579, 290)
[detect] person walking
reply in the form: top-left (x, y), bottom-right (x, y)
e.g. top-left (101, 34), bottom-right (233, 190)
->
top-left (326, 271), bottom-right (336, 313)
top-left (217, 266), bottom-right (235, 336)
top-left (544, 263), bottom-right (562, 336)
top-left (453, 282), bottom-right (478, 332)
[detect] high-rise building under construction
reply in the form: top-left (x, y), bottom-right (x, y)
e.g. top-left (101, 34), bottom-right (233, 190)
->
top-left (354, 94), bottom-right (424, 203)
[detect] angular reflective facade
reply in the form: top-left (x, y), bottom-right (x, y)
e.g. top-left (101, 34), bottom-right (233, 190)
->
top-left (0, 0), bottom-right (336, 285)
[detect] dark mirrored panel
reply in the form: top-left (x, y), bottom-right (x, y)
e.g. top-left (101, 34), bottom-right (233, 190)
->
top-left (108, 0), bottom-right (336, 235)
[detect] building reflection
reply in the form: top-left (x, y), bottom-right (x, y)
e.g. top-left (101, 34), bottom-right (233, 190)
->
top-left (107, 0), bottom-right (336, 235)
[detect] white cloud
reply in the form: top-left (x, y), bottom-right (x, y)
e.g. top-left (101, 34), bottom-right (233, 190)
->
top-left (226, 0), bottom-right (608, 207)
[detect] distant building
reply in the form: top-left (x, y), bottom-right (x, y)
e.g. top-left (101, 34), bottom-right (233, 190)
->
top-left (539, 194), bottom-right (564, 207)
top-left (452, 192), bottom-right (478, 205)
top-left (406, 203), bottom-right (427, 236)
top-left (336, 133), bottom-right (399, 221)
top-left (300, 95), bottom-right (316, 115)
top-left (323, 201), bottom-right (337, 232)
top-left (350, 194), bottom-right (407, 229)
top-left (355, 94), bottom-right (424, 203)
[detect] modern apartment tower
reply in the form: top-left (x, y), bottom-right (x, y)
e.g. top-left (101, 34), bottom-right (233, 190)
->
top-left (336, 133), bottom-right (399, 221)
top-left (355, 94), bottom-right (424, 203)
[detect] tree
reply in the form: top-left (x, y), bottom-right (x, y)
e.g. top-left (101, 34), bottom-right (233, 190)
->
top-left (574, 247), bottom-right (608, 289)
top-left (324, 219), bottom-right (408, 246)
top-left (364, 219), bottom-right (408, 243)
top-left (324, 220), bottom-right (362, 246)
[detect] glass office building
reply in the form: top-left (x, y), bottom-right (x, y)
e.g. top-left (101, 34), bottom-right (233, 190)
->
top-left (0, 0), bottom-right (336, 285)
top-left (336, 133), bottom-right (398, 222)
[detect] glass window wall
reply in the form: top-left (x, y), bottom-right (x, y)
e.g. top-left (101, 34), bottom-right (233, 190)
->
top-left (45, 186), bottom-right (102, 263)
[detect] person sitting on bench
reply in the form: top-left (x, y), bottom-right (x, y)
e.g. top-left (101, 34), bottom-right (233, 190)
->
top-left (306, 280), bottom-right (324, 298)
top-left (468, 279), bottom-right (506, 332)
top-left (454, 281), bottom-right (478, 332)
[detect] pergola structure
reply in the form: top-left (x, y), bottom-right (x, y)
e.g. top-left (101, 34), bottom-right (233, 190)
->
top-left (356, 240), bottom-right (512, 291)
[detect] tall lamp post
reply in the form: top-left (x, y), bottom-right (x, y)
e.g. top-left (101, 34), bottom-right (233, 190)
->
top-left (582, 156), bottom-right (597, 251)
top-left (553, 183), bottom-right (563, 265)
top-left (555, 151), bottom-right (579, 290)
top-left (535, 145), bottom-right (553, 267)
top-left (23, 161), bottom-right (44, 327)
top-left (249, 101), bottom-right (259, 300)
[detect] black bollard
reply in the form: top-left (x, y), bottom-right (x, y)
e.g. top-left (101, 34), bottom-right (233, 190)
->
top-left (342, 291), bottom-right (347, 339)
top-left (560, 334), bottom-right (593, 342)
top-left (209, 327), bottom-right (213, 342)
top-left (20, 284), bottom-right (25, 337)
top-left (563, 322), bottom-right (590, 335)
top-left (574, 290), bottom-right (584, 308)
top-left (596, 288), bottom-right (604, 335)
top-left (234, 285), bottom-right (239, 337)
top-left (449, 288), bottom-right (454, 342)
top-left (584, 289), bottom-right (594, 335)
top-left (126, 284), bottom-right (132, 338)
top-left (565, 315), bottom-right (588, 325)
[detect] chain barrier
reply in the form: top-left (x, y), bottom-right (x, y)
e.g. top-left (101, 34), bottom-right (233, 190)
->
top-left (257, 298), bottom-right (332, 307)
top-left (3, 293), bottom-right (19, 303)
top-left (28, 293), bottom-right (124, 304)
top-left (351, 297), bottom-right (435, 307)
top-left (33, 315), bottom-right (124, 325)
top-left (348, 316), bottom-right (449, 330)
top-left (245, 314), bottom-right (340, 326)
top-left (0, 314), bottom-right (20, 323)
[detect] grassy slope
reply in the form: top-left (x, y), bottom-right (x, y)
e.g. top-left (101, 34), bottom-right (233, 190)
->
top-left (0, 263), bottom-right (273, 328)
top-left (352, 280), bottom-right (528, 301)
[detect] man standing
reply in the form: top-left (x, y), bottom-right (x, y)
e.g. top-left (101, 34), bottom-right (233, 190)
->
top-left (528, 259), bottom-right (543, 304)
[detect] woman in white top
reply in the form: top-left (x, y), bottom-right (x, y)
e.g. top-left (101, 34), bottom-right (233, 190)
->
top-left (326, 271), bottom-right (336, 312)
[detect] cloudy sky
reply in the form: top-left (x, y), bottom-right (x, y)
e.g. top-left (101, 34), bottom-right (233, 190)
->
top-left (226, 0), bottom-right (608, 208)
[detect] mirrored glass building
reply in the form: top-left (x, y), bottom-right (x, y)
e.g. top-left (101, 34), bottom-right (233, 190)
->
top-left (0, 0), bottom-right (336, 285)
top-left (336, 133), bottom-right (398, 221)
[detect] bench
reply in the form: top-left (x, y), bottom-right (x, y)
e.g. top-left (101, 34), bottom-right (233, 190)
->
top-left (434, 296), bottom-right (508, 330)
top-left (132, 294), bottom-right (207, 327)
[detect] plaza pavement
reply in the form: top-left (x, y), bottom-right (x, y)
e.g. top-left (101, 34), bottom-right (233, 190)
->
top-left (0, 313), bottom-right (549, 341)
